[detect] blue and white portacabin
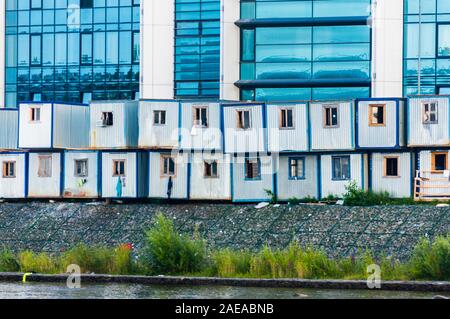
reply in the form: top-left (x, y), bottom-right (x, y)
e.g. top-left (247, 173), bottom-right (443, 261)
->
top-left (27, 152), bottom-right (62, 198)
top-left (0, 152), bottom-right (27, 199)
top-left (63, 151), bottom-right (101, 199)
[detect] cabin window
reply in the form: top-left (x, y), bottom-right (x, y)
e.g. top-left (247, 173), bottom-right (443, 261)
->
top-left (289, 157), bottom-right (305, 180)
top-left (280, 108), bottom-right (294, 129)
top-left (245, 158), bottom-right (261, 180)
top-left (237, 110), bottom-right (251, 130)
top-left (423, 102), bottom-right (438, 124)
top-left (2, 161), bottom-right (16, 178)
top-left (30, 107), bottom-right (41, 122)
top-left (323, 105), bottom-right (339, 128)
top-left (431, 152), bottom-right (448, 172)
top-left (74, 159), bottom-right (88, 178)
top-left (193, 107), bottom-right (208, 128)
top-left (153, 110), bottom-right (166, 125)
top-left (332, 156), bottom-right (351, 180)
top-left (369, 104), bottom-right (386, 126)
top-left (204, 161), bottom-right (219, 178)
top-left (101, 112), bottom-right (114, 126)
top-left (162, 156), bottom-right (176, 177)
top-left (113, 160), bottom-right (126, 177)
top-left (384, 157), bottom-right (399, 177)
top-left (38, 155), bottom-right (52, 178)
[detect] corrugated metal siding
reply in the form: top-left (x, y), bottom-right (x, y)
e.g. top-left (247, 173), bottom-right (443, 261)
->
top-left (63, 152), bottom-right (99, 198)
top-left (19, 103), bottom-right (53, 149)
top-left (0, 110), bottom-right (18, 150)
top-left (136, 152), bottom-right (149, 198)
top-left (180, 102), bottom-right (222, 151)
top-left (310, 101), bottom-right (354, 151)
top-left (53, 104), bottom-right (90, 149)
top-left (101, 152), bottom-right (138, 198)
top-left (267, 103), bottom-right (309, 152)
top-left (277, 155), bottom-right (318, 201)
top-left (371, 152), bottom-right (412, 198)
top-left (28, 152), bottom-right (61, 198)
top-left (357, 100), bottom-right (399, 148)
top-left (0, 153), bottom-right (26, 198)
top-left (408, 97), bottom-right (449, 146)
top-left (139, 101), bottom-right (179, 149)
top-left (148, 152), bottom-right (189, 199)
top-left (190, 153), bottom-right (231, 200)
top-left (223, 104), bottom-right (266, 154)
top-left (399, 101), bottom-right (406, 146)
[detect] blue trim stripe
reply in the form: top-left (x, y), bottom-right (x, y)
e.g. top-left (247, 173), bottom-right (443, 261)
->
top-left (361, 153), bottom-right (365, 191)
top-left (187, 152), bottom-right (192, 200)
top-left (395, 99), bottom-right (401, 148)
top-left (59, 151), bottom-right (64, 197)
top-left (97, 151), bottom-right (102, 197)
top-left (24, 152), bottom-right (29, 198)
top-left (178, 102), bottom-right (183, 146)
top-left (350, 101), bottom-right (355, 149)
top-left (230, 158), bottom-right (234, 201)
top-left (317, 155), bottom-right (322, 200)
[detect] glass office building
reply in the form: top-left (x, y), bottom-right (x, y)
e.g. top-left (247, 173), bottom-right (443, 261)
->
top-left (174, 0), bottom-right (221, 99)
top-left (237, 0), bottom-right (372, 101)
top-left (4, 0), bottom-right (140, 108)
top-left (404, 0), bottom-right (450, 96)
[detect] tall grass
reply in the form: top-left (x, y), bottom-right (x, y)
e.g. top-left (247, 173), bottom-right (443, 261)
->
top-left (0, 249), bottom-right (20, 272)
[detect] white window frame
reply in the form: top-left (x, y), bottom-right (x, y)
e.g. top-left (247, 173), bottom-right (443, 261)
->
top-left (74, 159), bottom-right (89, 178)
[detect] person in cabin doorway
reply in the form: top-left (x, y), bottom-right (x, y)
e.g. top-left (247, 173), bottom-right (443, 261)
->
top-left (167, 176), bottom-right (173, 200)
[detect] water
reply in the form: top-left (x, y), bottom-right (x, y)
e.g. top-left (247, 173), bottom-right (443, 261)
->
top-left (0, 283), bottom-right (447, 299)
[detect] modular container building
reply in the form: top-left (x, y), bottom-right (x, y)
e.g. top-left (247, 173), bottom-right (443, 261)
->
top-left (356, 98), bottom-right (406, 149)
top-left (0, 152), bottom-right (27, 199)
top-left (180, 101), bottom-right (223, 151)
top-left (28, 152), bottom-right (62, 198)
top-left (276, 155), bottom-right (319, 201)
top-left (319, 153), bottom-right (368, 198)
top-left (18, 102), bottom-right (89, 150)
top-left (90, 101), bottom-right (139, 149)
top-left (139, 100), bottom-right (180, 150)
top-left (266, 102), bottom-right (309, 153)
top-left (148, 151), bottom-right (189, 200)
top-left (0, 109), bottom-right (19, 150)
top-left (231, 154), bottom-right (275, 203)
top-left (189, 152), bottom-right (231, 200)
top-left (370, 152), bottom-right (413, 198)
top-left (414, 150), bottom-right (450, 199)
top-left (223, 103), bottom-right (266, 154)
top-left (63, 151), bottom-right (101, 199)
top-left (407, 96), bottom-right (450, 147)
top-left (310, 101), bottom-right (355, 151)
top-left (101, 151), bottom-right (148, 198)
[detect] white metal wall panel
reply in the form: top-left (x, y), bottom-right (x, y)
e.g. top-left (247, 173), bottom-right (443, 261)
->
top-left (0, 110), bottom-right (18, 150)
top-left (63, 152), bottom-right (99, 198)
top-left (19, 103), bottom-right (53, 149)
top-left (53, 104), bottom-right (90, 149)
top-left (0, 153), bottom-right (26, 198)
top-left (28, 152), bottom-right (61, 198)
top-left (101, 152), bottom-right (138, 198)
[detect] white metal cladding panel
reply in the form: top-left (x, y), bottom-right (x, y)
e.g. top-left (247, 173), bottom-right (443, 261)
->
top-left (223, 105), bottom-right (265, 154)
top-left (232, 155), bottom-right (273, 202)
top-left (148, 152), bottom-right (189, 199)
top-left (310, 101), bottom-right (354, 151)
top-left (63, 152), bottom-right (99, 198)
top-left (0, 111), bottom-right (18, 150)
top-left (139, 101), bottom-right (179, 149)
top-left (277, 155), bottom-right (318, 201)
top-left (408, 97), bottom-right (450, 146)
top-left (90, 103), bottom-right (127, 148)
top-left (0, 153), bottom-right (26, 198)
top-left (357, 100), bottom-right (399, 148)
top-left (180, 102), bottom-right (223, 151)
top-left (190, 153), bottom-right (231, 200)
top-left (53, 104), bottom-right (90, 149)
top-left (19, 103), bottom-right (52, 149)
top-left (371, 152), bottom-right (412, 198)
top-left (399, 101), bottom-right (406, 146)
top-left (267, 103), bottom-right (308, 152)
top-left (28, 152), bottom-right (61, 198)
top-left (102, 152), bottom-right (138, 198)
top-left (320, 154), bottom-right (363, 198)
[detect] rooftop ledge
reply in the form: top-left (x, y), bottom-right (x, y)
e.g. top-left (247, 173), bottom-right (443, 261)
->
top-left (235, 16), bottom-right (372, 28)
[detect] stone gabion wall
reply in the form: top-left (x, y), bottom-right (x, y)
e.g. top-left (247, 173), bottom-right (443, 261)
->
top-left (0, 203), bottom-right (448, 261)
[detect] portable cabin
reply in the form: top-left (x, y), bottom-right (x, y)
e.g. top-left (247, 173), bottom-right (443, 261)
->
top-left (231, 154), bottom-right (275, 203)
top-left (370, 152), bottom-right (413, 198)
top-left (18, 102), bottom-right (89, 149)
top-left (310, 100), bottom-right (355, 151)
top-left (266, 102), bottom-right (309, 153)
top-left (27, 152), bottom-right (62, 198)
top-left (0, 152), bottom-right (27, 199)
top-left (148, 151), bottom-right (189, 200)
top-left (319, 153), bottom-right (368, 198)
top-left (90, 101), bottom-right (139, 149)
top-left (189, 152), bottom-right (231, 200)
top-left (101, 151), bottom-right (148, 198)
top-left (0, 109), bottom-right (19, 150)
top-left (276, 155), bottom-right (319, 201)
top-left (223, 103), bottom-right (266, 154)
top-left (414, 150), bottom-right (450, 200)
top-left (138, 100), bottom-right (180, 150)
top-left (180, 101), bottom-right (223, 151)
top-left (63, 151), bottom-right (100, 199)
top-left (356, 98), bottom-right (406, 149)
top-left (407, 95), bottom-right (450, 147)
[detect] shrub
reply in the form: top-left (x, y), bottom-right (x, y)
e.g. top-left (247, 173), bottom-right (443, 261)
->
top-left (343, 181), bottom-right (391, 206)
top-left (288, 197), bottom-right (319, 205)
top-left (264, 189), bottom-right (277, 204)
top-left (18, 251), bottom-right (59, 274)
top-left (0, 250), bottom-right (20, 272)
